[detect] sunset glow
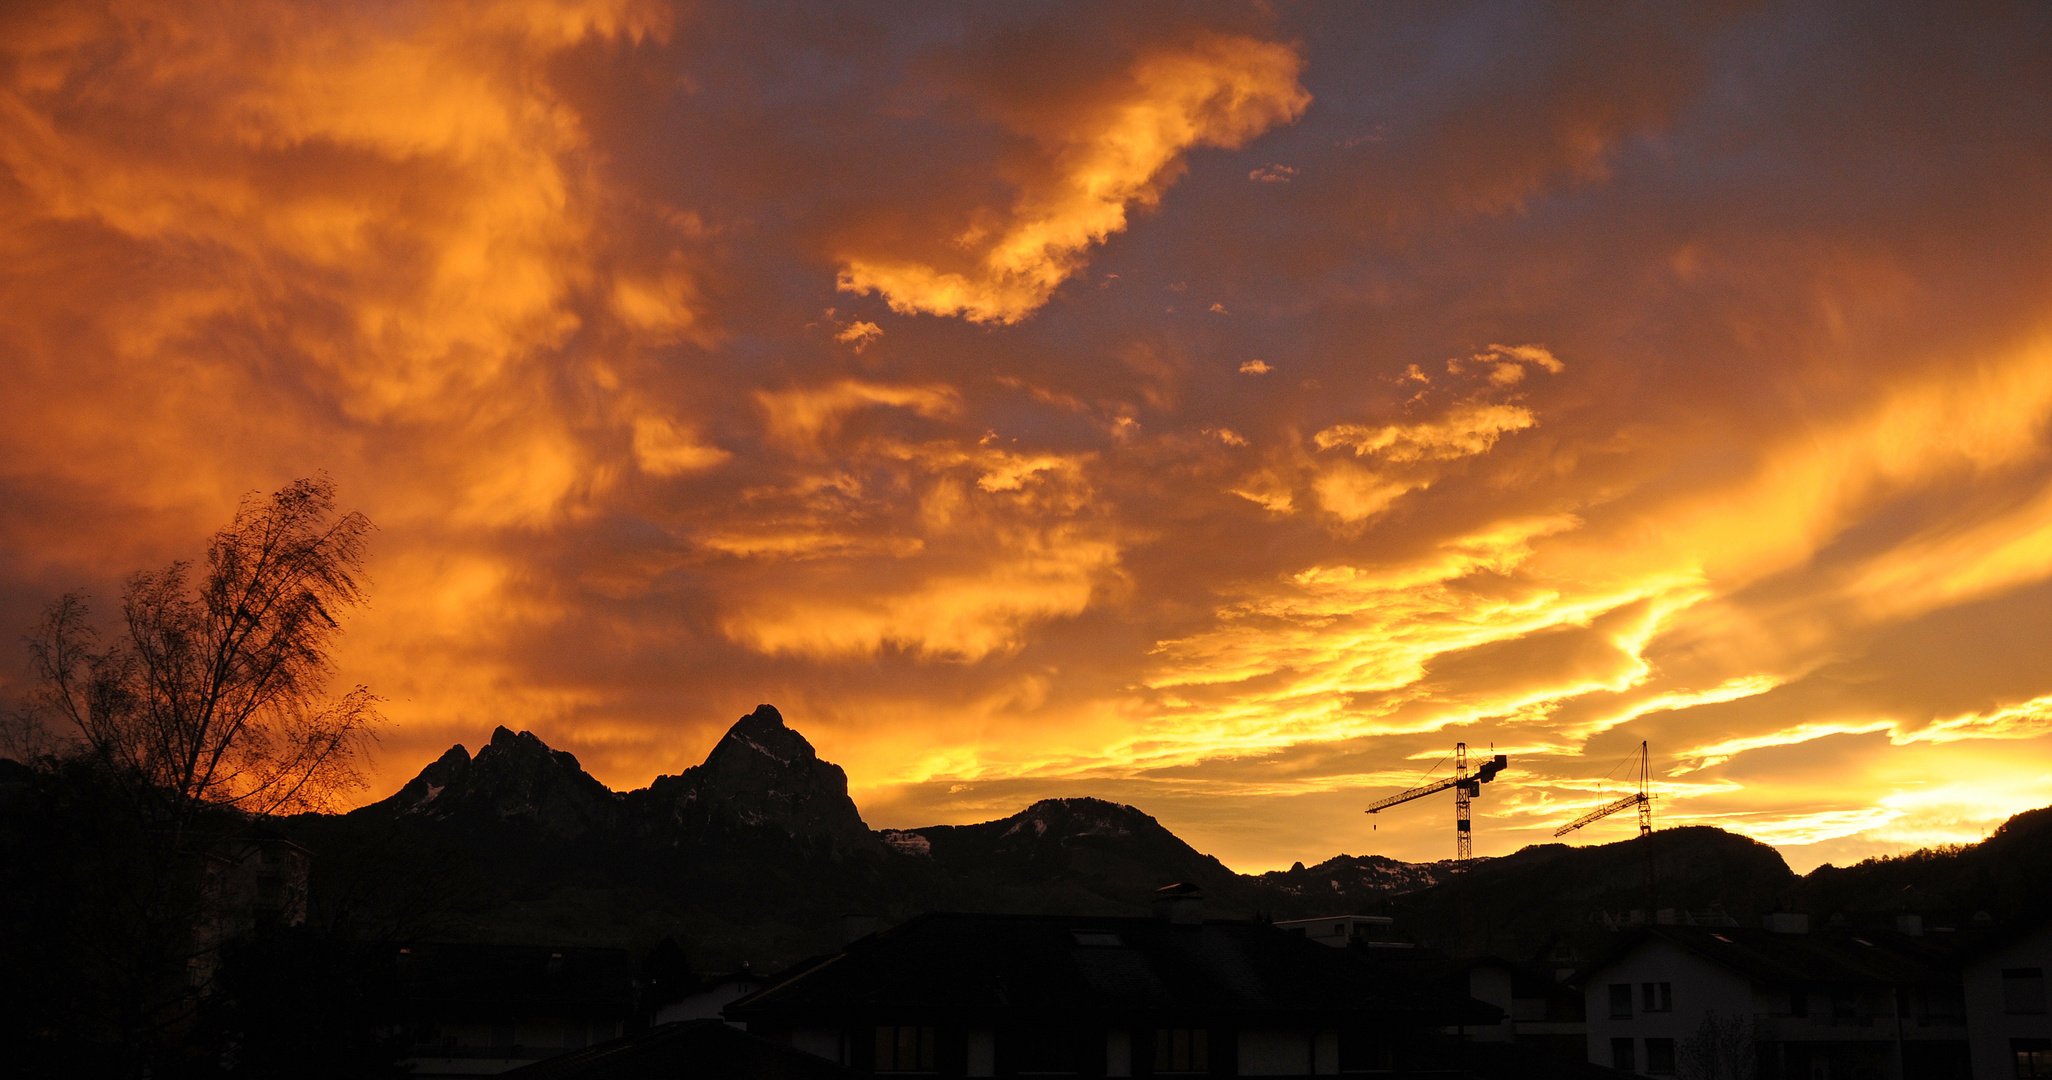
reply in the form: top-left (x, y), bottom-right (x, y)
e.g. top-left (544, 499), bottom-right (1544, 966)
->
top-left (5, 2), bottom-right (2051, 873)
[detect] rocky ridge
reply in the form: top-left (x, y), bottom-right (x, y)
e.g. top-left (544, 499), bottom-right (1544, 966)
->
top-left (360, 703), bottom-right (874, 851)
top-left (630, 704), bottom-right (873, 849)
top-left (1259, 852), bottom-right (1452, 899)
top-left (377, 726), bottom-right (622, 837)
top-left (321, 704), bottom-right (2044, 969)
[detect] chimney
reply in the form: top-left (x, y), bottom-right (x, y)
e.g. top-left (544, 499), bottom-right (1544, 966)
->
top-left (1764, 912), bottom-right (1809, 935)
top-left (1153, 882), bottom-right (1204, 926)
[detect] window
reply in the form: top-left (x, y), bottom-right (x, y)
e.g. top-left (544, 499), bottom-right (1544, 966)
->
top-left (1642, 982), bottom-right (1672, 1013)
top-left (1154, 1027), bottom-right (1208, 1073)
top-left (2005, 968), bottom-right (2047, 1015)
top-left (1645, 1037), bottom-right (1675, 1075)
top-left (1610, 983), bottom-right (1634, 1019)
top-left (2016, 1039), bottom-right (2052, 1079)
top-left (1788, 984), bottom-right (1808, 1018)
top-left (875, 1026), bottom-right (937, 1073)
top-left (1611, 1037), bottom-right (1636, 1072)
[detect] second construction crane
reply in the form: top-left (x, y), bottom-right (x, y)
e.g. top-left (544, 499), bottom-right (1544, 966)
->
top-left (1365, 742), bottom-right (1508, 862)
top-left (1554, 741), bottom-right (1653, 838)
top-left (1555, 741), bottom-right (1658, 909)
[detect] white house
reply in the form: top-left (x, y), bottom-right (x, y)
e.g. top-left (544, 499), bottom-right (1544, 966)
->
top-left (1580, 922), bottom-right (1969, 1079)
top-left (1961, 920), bottom-right (2052, 1080)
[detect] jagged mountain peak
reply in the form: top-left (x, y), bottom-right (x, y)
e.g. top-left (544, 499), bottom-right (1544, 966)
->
top-left (485, 725), bottom-right (541, 752)
top-left (365, 726), bottom-right (620, 837)
top-left (478, 725), bottom-right (592, 778)
top-left (703, 704), bottom-right (818, 772)
top-left (637, 704), bottom-right (874, 849)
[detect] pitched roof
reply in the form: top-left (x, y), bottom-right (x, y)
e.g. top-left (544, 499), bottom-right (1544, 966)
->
top-left (1581, 925), bottom-right (1960, 987)
top-left (728, 912), bottom-right (1493, 1025)
top-left (497, 1020), bottom-right (857, 1080)
top-left (395, 942), bottom-right (635, 1010)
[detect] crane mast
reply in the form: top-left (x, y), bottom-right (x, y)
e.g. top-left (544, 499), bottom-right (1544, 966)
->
top-left (1553, 741), bottom-right (1658, 909)
top-left (1364, 742), bottom-right (1508, 862)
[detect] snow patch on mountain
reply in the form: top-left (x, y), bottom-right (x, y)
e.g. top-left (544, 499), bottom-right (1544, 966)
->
top-left (880, 830), bottom-right (932, 856)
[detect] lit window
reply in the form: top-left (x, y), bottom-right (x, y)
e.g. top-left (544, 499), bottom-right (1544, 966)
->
top-left (875, 1026), bottom-right (936, 1073)
top-left (1154, 1028), bottom-right (1209, 1073)
top-left (2015, 1038), bottom-right (2052, 1078)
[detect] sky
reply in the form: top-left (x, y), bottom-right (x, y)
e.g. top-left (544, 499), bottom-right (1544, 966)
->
top-left (4, 0), bottom-right (2052, 874)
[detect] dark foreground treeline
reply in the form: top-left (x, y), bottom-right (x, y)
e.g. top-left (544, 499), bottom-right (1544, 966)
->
top-left (0, 756), bottom-right (413, 1078)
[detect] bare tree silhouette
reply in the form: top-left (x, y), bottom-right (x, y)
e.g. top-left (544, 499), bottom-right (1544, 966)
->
top-left (1678, 1009), bottom-right (1757, 1080)
top-left (9, 476), bottom-right (383, 1074)
top-left (23, 475), bottom-right (380, 838)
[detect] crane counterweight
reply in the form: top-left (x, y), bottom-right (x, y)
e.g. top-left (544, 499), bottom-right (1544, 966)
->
top-left (1364, 742), bottom-right (1510, 862)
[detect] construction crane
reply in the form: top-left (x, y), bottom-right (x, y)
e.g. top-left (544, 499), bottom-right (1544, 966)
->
top-left (1364, 742), bottom-right (1508, 862)
top-left (1553, 741), bottom-right (1653, 838)
top-left (1555, 741), bottom-right (1658, 911)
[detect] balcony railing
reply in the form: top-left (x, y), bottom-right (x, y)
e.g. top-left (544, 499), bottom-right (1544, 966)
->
top-left (1752, 1014), bottom-right (1896, 1042)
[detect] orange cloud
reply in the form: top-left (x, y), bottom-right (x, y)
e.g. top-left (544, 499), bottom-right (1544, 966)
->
top-left (755, 380), bottom-right (963, 452)
top-left (836, 34), bottom-right (1309, 323)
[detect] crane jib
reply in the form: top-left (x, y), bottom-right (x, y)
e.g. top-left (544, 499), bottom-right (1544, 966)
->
top-left (1360, 745), bottom-right (1509, 862)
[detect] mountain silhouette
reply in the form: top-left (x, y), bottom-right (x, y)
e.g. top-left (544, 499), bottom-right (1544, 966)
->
top-left (287, 706), bottom-right (2051, 972)
top-left (371, 726), bottom-right (621, 837)
top-left (628, 704), bottom-right (874, 850)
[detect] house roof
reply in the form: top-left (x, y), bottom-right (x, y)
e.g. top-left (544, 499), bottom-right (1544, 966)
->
top-left (395, 942), bottom-right (635, 1011)
top-left (1945, 911), bottom-right (2052, 964)
top-left (727, 912), bottom-right (1495, 1026)
top-left (1580, 925), bottom-right (1961, 988)
top-left (497, 1019), bottom-right (857, 1080)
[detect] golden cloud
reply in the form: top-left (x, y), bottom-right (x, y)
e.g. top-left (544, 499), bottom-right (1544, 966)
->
top-left (755, 380), bottom-right (962, 453)
top-left (836, 34), bottom-right (1309, 323)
